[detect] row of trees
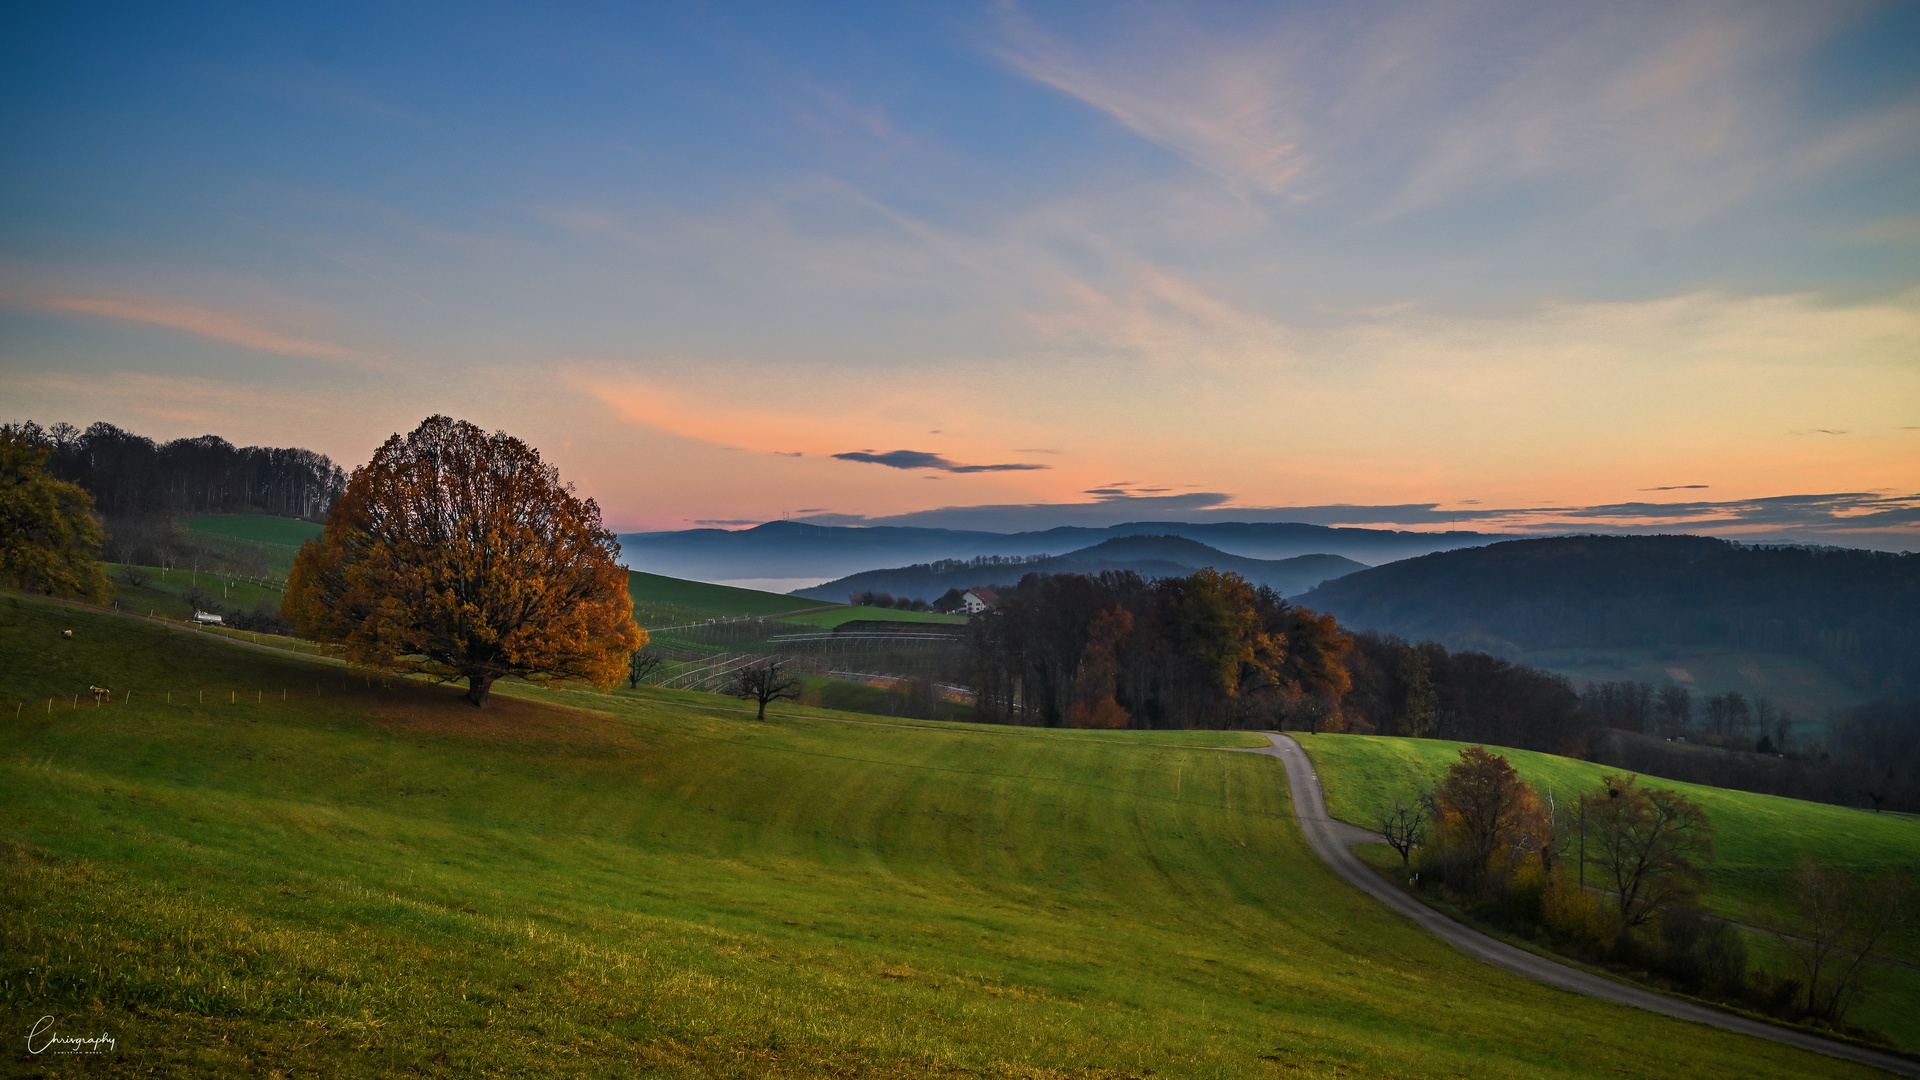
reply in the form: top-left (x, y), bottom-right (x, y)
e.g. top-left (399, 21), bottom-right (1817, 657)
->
top-left (847, 589), bottom-right (935, 612)
top-left (1396, 747), bottom-right (1911, 1025)
top-left (965, 569), bottom-right (1350, 730)
top-left (14, 420), bottom-right (348, 521)
top-left (1577, 680), bottom-right (1794, 747)
top-left (966, 569), bottom-right (1920, 812)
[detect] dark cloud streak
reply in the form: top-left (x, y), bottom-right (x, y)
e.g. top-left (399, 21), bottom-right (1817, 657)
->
top-left (832, 449), bottom-right (1048, 473)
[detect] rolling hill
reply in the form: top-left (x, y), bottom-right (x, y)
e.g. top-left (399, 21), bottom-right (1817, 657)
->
top-left (0, 591), bottom-right (1872, 1077)
top-left (1297, 535), bottom-right (1920, 713)
top-left (620, 519), bottom-right (1505, 583)
top-left (1297, 732), bottom-right (1920, 1051)
top-left (792, 534), bottom-right (1367, 603)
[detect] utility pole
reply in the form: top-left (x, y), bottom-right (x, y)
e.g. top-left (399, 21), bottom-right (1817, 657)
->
top-left (1577, 799), bottom-right (1586, 889)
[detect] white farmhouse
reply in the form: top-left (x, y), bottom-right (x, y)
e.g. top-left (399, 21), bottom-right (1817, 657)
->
top-left (959, 587), bottom-right (1001, 615)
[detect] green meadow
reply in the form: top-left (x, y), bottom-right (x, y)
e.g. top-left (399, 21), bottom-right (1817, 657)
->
top-left (626, 570), bottom-right (827, 626)
top-left (1295, 733), bottom-right (1920, 1050)
top-left (774, 606), bottom-right (968, 628)
top-left (178, 514), bottom-right (324, 548)
top-left (103, 563), bottom-right (286, 622)
top-left (0, 594), bottom-right (1884, 1077)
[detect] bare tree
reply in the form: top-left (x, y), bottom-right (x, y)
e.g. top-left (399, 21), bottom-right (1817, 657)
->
top-left (627, 648), bottom-right (665, 689)
top-left (1656, 684), bottom-right (1693, 737)
top-left (728, 658), bottom-right (801, 720)
top-left (1378, 791), bottom-right (1429, 869)
top-left (1782, 859), bottom-right (1912, 1022)
top-left (1577, 773), bottom-right (1713, 927)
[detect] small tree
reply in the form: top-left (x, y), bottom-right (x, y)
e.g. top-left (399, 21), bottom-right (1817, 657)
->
top-left (0, 425), bottom-right (111, 601)
top-left (729, 658), bottom-right (800, 720)
top-left (1577, 773), bottom-right (1712, 927)
top-left (1379, 791), bottom-right (1430, 869)
top-left (284, 416), bottom-right (644, 706)
top-left (1782, 859), bottom-right (1911, 1022)
top-left (627, 648), bottom-right (665, 689)
top-left (1429, 746), bottom-right (1553, 895)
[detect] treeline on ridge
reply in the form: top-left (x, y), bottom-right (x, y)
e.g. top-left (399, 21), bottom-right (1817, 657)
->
top-left (14, 420), bottom-right (347, 522)
top-left (1301, 534), bottom-right (1920, 700)
top-left (10, 419), bottom-right (348, 574)
top-left (967, 568), bottom-right (1920, 812)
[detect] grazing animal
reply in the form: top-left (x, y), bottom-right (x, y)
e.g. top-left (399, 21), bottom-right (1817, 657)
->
top-left (62, 629), bottom-right (73, 639)
top-left (89, 686), bottom-right (112, 703)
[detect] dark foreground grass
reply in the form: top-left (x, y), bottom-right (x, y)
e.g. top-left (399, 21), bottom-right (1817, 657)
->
top-left (1296, 733), bottom-right (1920, 1050)
top-left (0, 595), bottom-right (1884, 1077)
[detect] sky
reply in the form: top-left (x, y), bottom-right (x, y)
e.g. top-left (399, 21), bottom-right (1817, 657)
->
top-left (2, 1), bottom-right (1917, 546)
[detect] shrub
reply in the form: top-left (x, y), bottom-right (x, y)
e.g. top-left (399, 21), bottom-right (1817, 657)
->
top-left (1542, 882), bottom-right (1614, 950)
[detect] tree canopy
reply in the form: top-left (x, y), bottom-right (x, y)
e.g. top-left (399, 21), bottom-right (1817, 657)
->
top-left (283, 415), bottom-right (643, 705)
top-left (0, 424), bottom-right (111, 601)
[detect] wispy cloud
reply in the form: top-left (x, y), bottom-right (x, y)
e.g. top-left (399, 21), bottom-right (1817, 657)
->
top-left (19, 291), bottom-right (362, 361)
top-left (988, 0), bottom-right (1859, 229)
top-left (833, 449), bottom-right (1047, 473)
top-left (793, 490), bottom-right (1920, 546)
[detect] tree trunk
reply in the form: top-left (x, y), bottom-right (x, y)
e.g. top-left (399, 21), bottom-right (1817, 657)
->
top-left (756, 695), bottom-right (768, 721)
top-left (466, 674), bottom-right (495, 707)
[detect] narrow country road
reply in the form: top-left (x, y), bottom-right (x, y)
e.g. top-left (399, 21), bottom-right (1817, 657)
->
top-left (1237, 732), bottom-right (1920, 1078)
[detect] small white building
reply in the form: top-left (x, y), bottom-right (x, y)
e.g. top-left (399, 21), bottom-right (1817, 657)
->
top-left (192, 610), bottom-right (224, 625)
top-left (959, 588), bottom-right (1001, 615)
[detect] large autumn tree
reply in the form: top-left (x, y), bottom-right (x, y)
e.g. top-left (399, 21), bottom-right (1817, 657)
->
top-left (283, 415), bottom-right (644, 705)
top-left (0, 423), bottom-right (112, 601)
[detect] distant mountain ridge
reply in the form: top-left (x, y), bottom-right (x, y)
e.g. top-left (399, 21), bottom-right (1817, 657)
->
top-left (1298, 534), bottom-right (1920, 702)
top-left (792, 536), bottom-right (1368, 603)
top-left (619, 519), bottom-right (1506, 582)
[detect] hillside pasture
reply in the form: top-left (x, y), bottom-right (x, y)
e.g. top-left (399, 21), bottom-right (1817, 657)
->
top-left (0, 592), bottom-right (1878, 1078)
top-left (1296, 732), bottom-right (1920, 1049)
top-left (626, 570), bottom-right (828, 627)
top-left (105, 562), bottom-right (286, 622)
top-left (178, 513), bottom-right (324, 547)
top-left (774, 605), bottom-right (968, 628)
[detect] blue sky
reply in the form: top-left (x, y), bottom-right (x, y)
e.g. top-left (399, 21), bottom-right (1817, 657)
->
top-left (2, 1), bottom-right (1917, 544)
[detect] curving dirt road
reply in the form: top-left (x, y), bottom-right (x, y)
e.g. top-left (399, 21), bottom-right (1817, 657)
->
top-left (1237, 731), bottom-right (1920, 1078)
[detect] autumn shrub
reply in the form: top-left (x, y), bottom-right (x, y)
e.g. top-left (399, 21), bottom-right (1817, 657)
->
top-left (1542, 881), bottom-right (1614, 951)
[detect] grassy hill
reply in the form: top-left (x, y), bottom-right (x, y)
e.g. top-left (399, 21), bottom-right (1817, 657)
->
top-left (1297, 536), bottom-right (1920, 716)
top-left (1295, 733), bottom-right (1920, 1049)
top-left (626, 569), bottom-right (829, 627)
top-left (792, 538), bottom-right (1367, 604)
top-left (0, 592), bottom-right (1875, 1077)
top-left (175, 514), bottom-right (324, 579)
top-left (179, 514), bottom-right (324, 547)
top-left (774, 606), bottom-right (966, 628)
top-left (103, 562), bottom-right (286, 621)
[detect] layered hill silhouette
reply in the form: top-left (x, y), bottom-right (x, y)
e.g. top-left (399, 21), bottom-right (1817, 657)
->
top-left (1297, 535), bottom-right (1920, 701)
top-left (792, 535), bottom-right (1367, 603)
top-left (621, 519), bottom-right (1501, 582)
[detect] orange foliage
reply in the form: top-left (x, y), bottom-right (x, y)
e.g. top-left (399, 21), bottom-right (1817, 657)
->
top-left (1430, 745), bottom-right (1555, 893)
top-left (284, 416), bottom-right (644, 706)
top-left (1068, 607), bottom-right (1134, 728)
